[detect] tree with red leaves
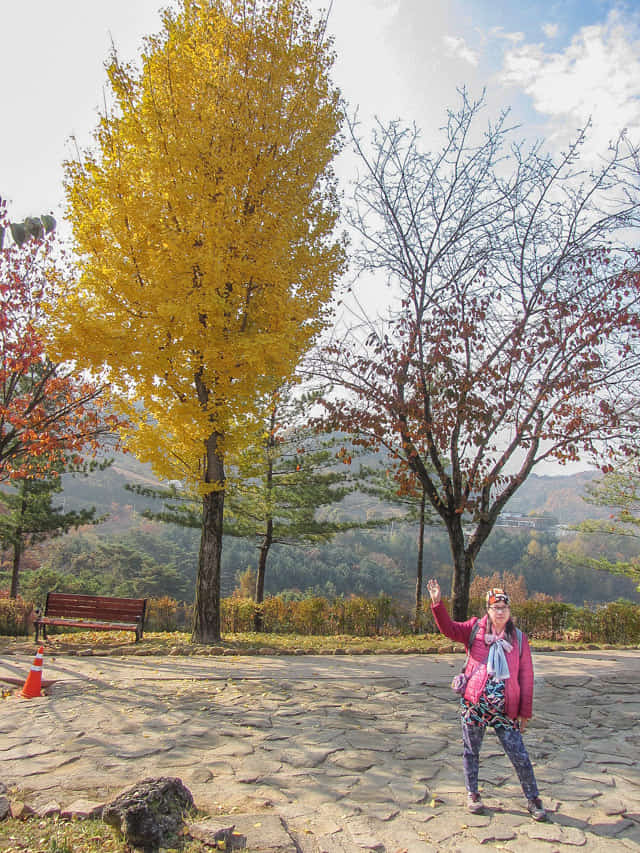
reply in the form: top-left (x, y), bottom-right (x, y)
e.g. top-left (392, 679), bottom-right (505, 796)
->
top-left (0, 197), bottom-right (116, 486)
top-left (316, 92), bottom-right (640, 620)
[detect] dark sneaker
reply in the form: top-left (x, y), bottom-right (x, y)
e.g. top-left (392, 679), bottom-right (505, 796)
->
top-left (467, 792), bottom-right (484, 814)
top-left (527, 797), bottom-right (547, 821)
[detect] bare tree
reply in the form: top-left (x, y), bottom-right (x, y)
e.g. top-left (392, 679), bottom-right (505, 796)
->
top-left (315, 90), bottom-right (640, 619)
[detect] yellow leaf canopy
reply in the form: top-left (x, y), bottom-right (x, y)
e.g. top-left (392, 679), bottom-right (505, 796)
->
top-left (53, 0), bottom-right (345, 486)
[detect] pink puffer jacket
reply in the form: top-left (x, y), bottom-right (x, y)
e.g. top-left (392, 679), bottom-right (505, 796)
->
top-left (431, 601), bottom-right (534, 719)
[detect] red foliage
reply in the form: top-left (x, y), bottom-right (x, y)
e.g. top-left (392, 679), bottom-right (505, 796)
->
top-left (318, 247), bottom-right (640, 520)
top-left (0, 198), bottom-right (118, 480)
top-left (313, 93), bottom-right (640, 620)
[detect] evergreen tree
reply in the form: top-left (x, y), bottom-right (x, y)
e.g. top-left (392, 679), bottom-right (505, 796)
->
top-left (358, 462), bottom-right (441, 627)
top-left (226, 390), bottom-right (362, 629)
top-left (0, 466), bottom-right (100, 597)
top-left (566, 468), bottom-right (640, 591)
top-left (129, 388), bottom-right (372, 630)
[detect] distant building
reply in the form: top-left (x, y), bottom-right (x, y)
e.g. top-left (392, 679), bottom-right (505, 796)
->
top-left (496, 513), bottom-right (557, 530)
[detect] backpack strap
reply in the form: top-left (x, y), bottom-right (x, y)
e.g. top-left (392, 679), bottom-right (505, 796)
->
top-left (455, 618), bottom-right (480, 681)
top-left (466, 618), bottom-right (480, 654)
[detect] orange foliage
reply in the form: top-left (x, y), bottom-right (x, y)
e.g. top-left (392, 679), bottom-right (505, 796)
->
top-left (0, 198), bottom-right (119, 480)
top-left (469, 571), bottom-right (528, 606)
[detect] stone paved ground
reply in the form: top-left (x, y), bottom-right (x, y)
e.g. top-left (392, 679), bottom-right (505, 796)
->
top-left (1, 650), bottom-right (639, 851)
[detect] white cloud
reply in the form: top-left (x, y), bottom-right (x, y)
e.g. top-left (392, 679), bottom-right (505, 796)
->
top-left (500, 10), bottom-right (640, 153)
top-left (542, 23), bottom-right (558, 39)
top-left (443, 34), bottom-right (479, 66)
top-left (489, 27), bottom-right (525, 44)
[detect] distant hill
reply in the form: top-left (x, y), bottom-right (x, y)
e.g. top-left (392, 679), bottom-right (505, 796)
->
top-left (58, 452), bottom-right (606, 527)
top-left (59, 452), bottom-right (162, 519)
top-left (498, 470), bottom-right (605, 524)
top-left (7, 451), bottom-right (634, 607)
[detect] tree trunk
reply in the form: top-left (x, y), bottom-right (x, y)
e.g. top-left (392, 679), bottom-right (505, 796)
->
top-left (414, 489), bottom-right (426, 632)
top-left (10, 538), bottom-right (22, 599)
top-left (254, 518), bottom-right (273, 632)
top-left (192, 432), bottom-right (225, 643)
top-left (254, 417), bottom-right (275, 633)
top-left (447, 516), bottom-right (472, 621)
top-left (9, 486), bottom-right (26, 599)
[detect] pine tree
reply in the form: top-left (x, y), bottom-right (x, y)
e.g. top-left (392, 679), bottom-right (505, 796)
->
top-left (568, 468), bottom-right (640, 590)
top-left (358, 462), bottom-right (441, 628)
top-left (225, 389), bottom-right (358, 629)
top-left (0, 466), bottom-right (100, 598)
top-left (128, 388), bottom-right (367, 630)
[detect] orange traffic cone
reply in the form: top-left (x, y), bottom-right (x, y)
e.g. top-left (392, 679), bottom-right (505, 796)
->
top-left (21, 646), bottom-right (44, 698)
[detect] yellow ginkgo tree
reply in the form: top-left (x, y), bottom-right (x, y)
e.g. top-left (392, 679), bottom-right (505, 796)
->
top-left (50, 0), bottom-right (346, 641)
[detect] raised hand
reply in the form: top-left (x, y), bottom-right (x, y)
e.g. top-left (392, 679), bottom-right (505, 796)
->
top-left (427, 577), bottom-right (441, 604)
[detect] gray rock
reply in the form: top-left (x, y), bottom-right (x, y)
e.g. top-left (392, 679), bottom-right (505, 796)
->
top-left (0, 795), bottom-right (10, 820)
top-left (102, 776), bottom-right (194, 852)
top-left (187, 818), bottom-right (246, 849)
top-left (10, 801), bottom-right (35, 819)
top-left (389, 779), bottom-right (429, 806)
top-left (398, 737), bottom-right (448, 759)
top-left (470, 824), bottom-right (518, 844)
top-left (188, 766), bottom-right (213, 784)
top-left (61, 799), bottom-right (104, 819)
top-left (35, 800), bottom-right (61, 818)
top-left (279, 747), bottom-right (335, 768)
top-left (523, 822), bottom-right (587, 846)
top-left (590, 816), bottom-right (636, 837)
top-left (329, 750), bottom-right (380, 772)
top-left (201, 813), bottom-right (298, 852)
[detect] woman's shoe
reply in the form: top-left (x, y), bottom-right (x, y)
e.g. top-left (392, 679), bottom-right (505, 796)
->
top-left (467, 792), bottom-right (484, 814)
top-left (527, 797), bottom-right (547, 821)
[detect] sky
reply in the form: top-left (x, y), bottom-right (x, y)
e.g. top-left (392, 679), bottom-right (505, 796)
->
top-left (2, 0), bottom-right (638, 477)
top-left (2, 0), bottom-right (640, 223)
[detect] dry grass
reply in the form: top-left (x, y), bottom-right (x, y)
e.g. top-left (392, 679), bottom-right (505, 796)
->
top-left (0, 629), bottom-right (632, 659)
top-left (0, 815), bottom-right (255, 852)
top-left (0, 629), bottom-right (457, 657)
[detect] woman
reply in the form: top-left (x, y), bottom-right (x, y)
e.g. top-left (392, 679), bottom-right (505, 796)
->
top-left (427, 578), bottom-right (546, 821)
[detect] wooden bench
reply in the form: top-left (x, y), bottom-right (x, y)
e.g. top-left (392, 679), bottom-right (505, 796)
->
top-left (34, 593), bottom-right (147, 643)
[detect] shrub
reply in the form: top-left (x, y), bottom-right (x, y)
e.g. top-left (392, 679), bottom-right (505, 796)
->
top-left (0, 592), bottom-right (35, 637)
top-left (24, 592), bottom-right (636, 645)
top-left (590, 601), bottom-right (640, 644)
top-left (219, 593), bottom-right (416, 636)
top-left (469, 572), bottom-right (528, 606)
top-left (513, 600), bottom-right (573, 640)
top-left (146, 596), bottom-right (176, 632)
top-left (222, 597), bottom-right (259, 633)
top-left (145, 596), bottom-right (192, 632)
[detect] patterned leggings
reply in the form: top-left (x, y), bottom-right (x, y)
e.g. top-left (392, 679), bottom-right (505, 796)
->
top-left (461, 719), bottom-right (539, 800)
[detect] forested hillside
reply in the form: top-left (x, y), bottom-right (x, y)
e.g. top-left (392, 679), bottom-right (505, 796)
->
top-left (502, 470), bottom-right (607, 523)
top-left (1, 452), bottom-right (637, 607)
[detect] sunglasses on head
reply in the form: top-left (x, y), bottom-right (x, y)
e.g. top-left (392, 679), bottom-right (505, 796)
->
top-left (486, 590), bottom-right (510, 607)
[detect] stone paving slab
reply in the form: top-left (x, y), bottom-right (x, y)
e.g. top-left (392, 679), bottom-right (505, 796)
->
top-left (1, 649), bottom-right (640, 851)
